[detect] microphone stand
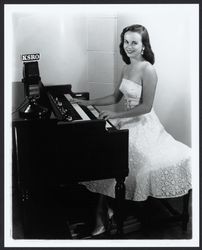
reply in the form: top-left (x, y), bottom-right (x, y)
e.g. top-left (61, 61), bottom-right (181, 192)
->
top-left (19, 96), bottom-right (49, 119)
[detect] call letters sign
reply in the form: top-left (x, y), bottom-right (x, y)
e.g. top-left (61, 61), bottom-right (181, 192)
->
top-left (21, 53), bottom-right (40, 61)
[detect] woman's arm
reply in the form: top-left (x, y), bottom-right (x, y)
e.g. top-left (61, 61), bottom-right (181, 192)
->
top-left (99, 64), bottom-right (157, 120)
top-left (87, 88), bottom-right (122, 106)
top-left (72, 87), bottom-right (122, 106)
top-left (90, 77), bottom-right (124, 106)
top-left (71, 68), bottom-right (125, 106)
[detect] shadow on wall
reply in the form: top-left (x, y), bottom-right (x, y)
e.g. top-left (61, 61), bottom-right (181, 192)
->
top-left (162, 97), bottom-right (191, 147)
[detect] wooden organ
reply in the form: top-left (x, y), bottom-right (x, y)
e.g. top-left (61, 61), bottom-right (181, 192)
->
top-left (12, 82), bottom-right (129, 239)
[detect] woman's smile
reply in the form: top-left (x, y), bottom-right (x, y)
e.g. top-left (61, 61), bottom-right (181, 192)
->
top-left (126, 50), bottom-right (135, 54)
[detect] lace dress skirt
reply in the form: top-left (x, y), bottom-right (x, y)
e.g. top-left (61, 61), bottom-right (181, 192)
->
top-left (81, 109), bottom-right (191, 201)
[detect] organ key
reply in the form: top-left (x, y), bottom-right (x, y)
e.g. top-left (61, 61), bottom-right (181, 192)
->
top-left (63, 93), bottom-right (113, 129)
top-left (64, 94), bottom-right (91, 121)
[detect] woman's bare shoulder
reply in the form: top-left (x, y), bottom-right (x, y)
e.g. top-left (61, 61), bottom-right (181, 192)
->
top-left (142, 61), bottom-right (157, 76)
top-left (141, 61), bottom-right (154, 70)
top-left (140, 61), bottom-right (158, 84)
top-left (122, 64), bottom-right (128, 73)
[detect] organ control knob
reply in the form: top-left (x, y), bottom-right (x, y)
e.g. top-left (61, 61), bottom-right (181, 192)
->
top-left (62, 108), bottom-right (68, 115)
top-left (58, 101), bottom-right (62, 107)
top-left (66, 115), bottom-right (72, 121)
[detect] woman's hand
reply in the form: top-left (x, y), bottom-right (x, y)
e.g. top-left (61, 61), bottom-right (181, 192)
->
top-left (99, 110), bottom-right (118, 120)
top-left (70, 98), bottom-right (90, 106)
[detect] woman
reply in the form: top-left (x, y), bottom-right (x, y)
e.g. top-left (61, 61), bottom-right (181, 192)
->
top-left (72, 24), bottom-right (191, 236)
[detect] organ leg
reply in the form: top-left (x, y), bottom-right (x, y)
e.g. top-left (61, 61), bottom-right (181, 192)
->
top-left (182, 190), bottom-right (191, 231)
top-left (115, 177), bottom-right (126, 237)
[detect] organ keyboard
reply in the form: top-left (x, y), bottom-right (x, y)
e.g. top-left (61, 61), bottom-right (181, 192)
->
top-left (12, 82), bottom-right (129, 238)
top-left (48, 91), bottom-right (113, 129)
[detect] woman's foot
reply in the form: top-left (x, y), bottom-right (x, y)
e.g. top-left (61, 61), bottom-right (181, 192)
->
top-left (108, 207), bottom-right (114, 220)
top-left (91, 207), bottom-right (114, 236)
top-left (91, 225), bottom-right (106, 236)
top-left (91, 212), bottom-right (106, 236)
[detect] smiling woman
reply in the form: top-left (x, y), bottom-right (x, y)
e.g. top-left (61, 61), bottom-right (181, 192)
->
top-left (74, 24), bottom-right (192, 237)
top-left (120, 24), bottom-right (155, 66)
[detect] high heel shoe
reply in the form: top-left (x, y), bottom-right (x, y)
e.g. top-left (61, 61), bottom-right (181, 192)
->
top-left (91, 225), bottom-right (106, 236)
top-left (108, 208), bottom-right (114, 221)
top-left (105, 208), bottom-right (113, 232)
top-left (91, 208), bottom-right (114, 237)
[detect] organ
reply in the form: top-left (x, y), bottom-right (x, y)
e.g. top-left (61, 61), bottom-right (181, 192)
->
top-left (12, 82), bottom-right (129, 238)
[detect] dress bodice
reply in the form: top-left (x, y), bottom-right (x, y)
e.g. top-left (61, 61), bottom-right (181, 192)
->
top-left (119, 78), bottom-right (142, 109)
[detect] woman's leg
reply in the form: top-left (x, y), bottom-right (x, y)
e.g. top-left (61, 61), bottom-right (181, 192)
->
top-left (92, 194), bottom-right (113, 236)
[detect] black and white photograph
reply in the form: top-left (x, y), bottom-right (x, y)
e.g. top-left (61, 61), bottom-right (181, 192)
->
top-left (4, 3), bottom-right (199, 248)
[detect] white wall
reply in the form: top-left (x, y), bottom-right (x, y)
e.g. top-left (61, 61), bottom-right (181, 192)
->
top-left (10, 4), bottom-right (197, 147)
top-left (12, 7), bottom-right (88, 92)
top-left (11, 6), bottom-right (119, 111)
top-left (87, 15), bottom-right (118, 112)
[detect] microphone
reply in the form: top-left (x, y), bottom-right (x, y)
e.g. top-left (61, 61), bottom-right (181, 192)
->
top-left (19, 53), bottom-right (49, 119)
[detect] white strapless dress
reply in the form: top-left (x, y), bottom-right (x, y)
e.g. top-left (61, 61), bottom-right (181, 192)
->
top-left (81, 79), bottom-right (191, 201)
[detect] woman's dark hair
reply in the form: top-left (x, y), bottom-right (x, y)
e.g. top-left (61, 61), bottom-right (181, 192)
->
top-left (119, 24), bottom-right (155, 65)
